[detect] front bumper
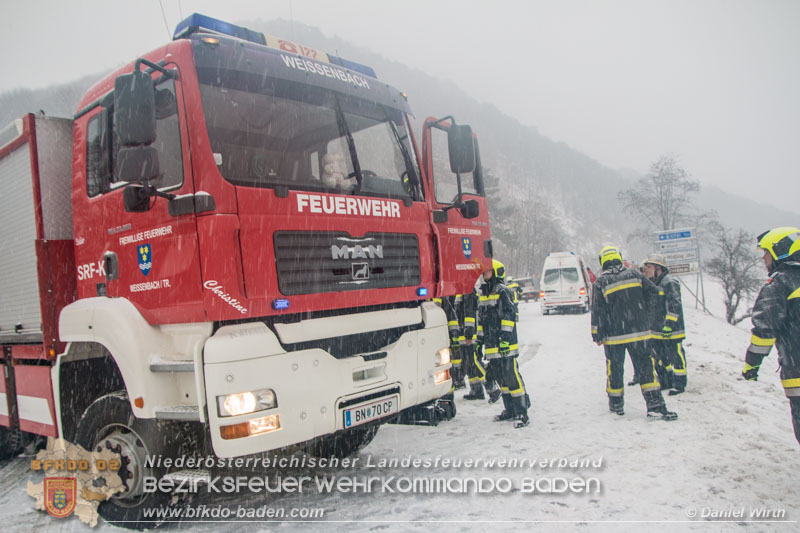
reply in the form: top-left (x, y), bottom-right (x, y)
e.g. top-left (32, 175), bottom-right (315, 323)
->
top-left (203, 304), bottom-right (451, 458)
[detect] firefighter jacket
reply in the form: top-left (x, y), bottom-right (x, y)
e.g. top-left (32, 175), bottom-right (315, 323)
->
top-left (591, 264), bottom-right (659, 345)
top-left (745, 261), bottom-right (800, 371)
top-left (479, 279), bottom-right (519, 359)
top-left (651, 271), bottom-right (686, 339)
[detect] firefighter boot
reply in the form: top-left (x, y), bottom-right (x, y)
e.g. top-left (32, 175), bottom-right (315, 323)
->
top-left (494, 395), bottom-right (515, 421)
top-left (647, 405), bottom-right (678, 421)
top-left (486, 381), bottom-right (502, 404)
top-left (608, 397), bottom-right (624, 416)
top-left (463, 382), bottom-right (485, 400)
top-left (513, 396), bottom-right (530, 428)
top-left (643, 390), bottom-right (677, 421)
top-left (451, 364), bottom-right (466, 390)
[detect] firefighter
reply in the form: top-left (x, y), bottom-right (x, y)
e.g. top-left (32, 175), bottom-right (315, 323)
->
top-left (475, 275), bottom-right (502, 403)
top-left (481, 260), bottom-right (530, 427)
top-left (462, 287), bottom-right (488, 400)
top-left (643, 253), bottom-right (688, 395)
top-left (741, 227), bottom-right (800, 445)
top-left (439, 295), bottom-right (466, 390)
top-left (591, 246), bottom-right (677, 420)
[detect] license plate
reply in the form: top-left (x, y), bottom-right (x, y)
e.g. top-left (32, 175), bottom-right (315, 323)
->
top-left (343, 395), bottom-right (399, 428)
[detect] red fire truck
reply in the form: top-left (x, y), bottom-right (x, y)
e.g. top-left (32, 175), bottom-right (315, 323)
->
top-left (0, 13), bottom-right (492, 525)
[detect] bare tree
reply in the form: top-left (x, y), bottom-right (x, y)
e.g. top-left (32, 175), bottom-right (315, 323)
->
top-left (704, 222), bottom-right (764, 324)
top-left (618, 154), bottom-right (702, 234)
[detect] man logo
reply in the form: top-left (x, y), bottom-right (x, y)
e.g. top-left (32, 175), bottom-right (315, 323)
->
top-left (352, 262), bottom-right (370, 280)
top-left (44, 477), bottom-right (76, 518)
top-left (331, 244), bottom-right (383, 260)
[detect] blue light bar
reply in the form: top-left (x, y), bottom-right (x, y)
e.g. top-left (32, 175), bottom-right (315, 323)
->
top-left (173, 13), bottom-right (266, 45)
top-left (173, 13), bottom-right (378, 79)
top-left (272, 299), bottom-right (290, 310)
top-left (417, 287), bottom-right (428, 297)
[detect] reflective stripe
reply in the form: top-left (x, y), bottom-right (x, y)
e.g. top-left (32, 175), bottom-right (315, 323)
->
top-left (501, 320), bottom-right (515, 327)
top-left (485, 347), bottom-right (498, 355)
top-left (501, 326), bottom-right (513, 332)
top-left (674, 343), bottom-right (687, 374)
top-left (788, 287), bottom-right (800, 300)
top-left (477, 325), bottom-right (484, 331)
top-left (658, 290), bottom-right (665, 296)
top-left (782, 378), bottom-right (800, 389)
top-left (604, 331), bottom-right (654, 345)
top-left (447, 320), bottom-right (459, 327)
top-left (464, 317), bottom-right (475, 324)
top-left (640, 355), bottom-right (660, 391)
top-left (750, 335), bottom-right (776, 347)
top-left (602, 280), bottom-right (642, 298)
top-left (747, 343), bottom-right (773, 355)
top-left (606, 359), bottom-right (623, 395)
top-left (786, 388), bottom-right (800, 397)
top-left (666, 313), bottom-right (679, 321)
top-left (509, 359), bottom-right (526, 396)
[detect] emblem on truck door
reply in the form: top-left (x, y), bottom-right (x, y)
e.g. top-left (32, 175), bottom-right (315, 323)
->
top-left (137, 244), bottom-right (152, 277)
top-left (352, 263), bottom-right (369, 280)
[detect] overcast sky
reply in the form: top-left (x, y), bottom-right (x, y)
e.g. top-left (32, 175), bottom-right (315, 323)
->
top-left (1, 0), bottom-right (798, 214)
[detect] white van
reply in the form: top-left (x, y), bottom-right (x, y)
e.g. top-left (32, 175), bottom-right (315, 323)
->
top-left (539, 252), bottom-right (592, 314)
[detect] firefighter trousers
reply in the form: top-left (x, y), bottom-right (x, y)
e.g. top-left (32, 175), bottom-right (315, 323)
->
top-left (604, 342), bottom-right (665, 411)
top-left (653, 339), bottom-right (687, 391)
top-left (462, 343), bottom-right (486, 385)
top-left (497, 355), bottom-right (529, 415)
top-left (781, 365), bottom-right (800, 445)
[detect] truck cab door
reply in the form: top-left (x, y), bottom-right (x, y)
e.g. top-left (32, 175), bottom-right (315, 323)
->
top-left (421, 117), bottom-right (492, 296)
top-left (75, 64), bottom-right (204, 323)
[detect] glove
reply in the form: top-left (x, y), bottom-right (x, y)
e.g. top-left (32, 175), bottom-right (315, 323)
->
top-left (498, 341), bottom-right (510, 356)
top-left (742, 363), bottom-right (760, 381)
top-left (661, 325), bottom-right (673, 339)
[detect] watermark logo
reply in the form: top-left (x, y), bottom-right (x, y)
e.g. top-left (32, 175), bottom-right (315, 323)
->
top-left (27, 438), bottom-right (123, 527)
top-left (44, 477), bottom-right (77, 518)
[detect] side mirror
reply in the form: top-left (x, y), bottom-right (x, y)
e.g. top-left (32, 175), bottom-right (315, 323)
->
top-left (114, 71), bottom-right (156, 146)
top-left (447, 124), bottom-right (475, 174)
top-left (460, 199), bottom-right (480, 219)
top-left (116, 146), bottom-right (160, 183)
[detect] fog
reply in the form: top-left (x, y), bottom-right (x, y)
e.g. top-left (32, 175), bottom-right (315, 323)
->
top-left (1, 0), bottom-right (797, 213)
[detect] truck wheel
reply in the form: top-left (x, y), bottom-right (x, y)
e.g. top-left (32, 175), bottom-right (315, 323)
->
top-left (74, 391), bottom-right (178, 530)
top-left (0, 425), bottom-right (30, 461)
top-left (309, 426), bottom-right (379, 459)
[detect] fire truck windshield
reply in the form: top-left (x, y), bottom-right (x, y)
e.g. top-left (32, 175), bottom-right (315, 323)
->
top-left (197, 74), bottom-right (420, 200)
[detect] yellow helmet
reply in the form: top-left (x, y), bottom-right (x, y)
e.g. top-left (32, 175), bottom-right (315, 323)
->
top-left (599, 246), bottom-right (623, 269)
top-left (492, 259), bottom-right (506, 280)
top-left (757, 227), bottom-right (800, 262)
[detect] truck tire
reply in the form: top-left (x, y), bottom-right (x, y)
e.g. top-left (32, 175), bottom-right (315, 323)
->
top-left (309, 426), bottom-right (379, 459)
top-left (74, 391), bottom-right (179, 530)
top-left (0, 425), bottom-right (29, 461)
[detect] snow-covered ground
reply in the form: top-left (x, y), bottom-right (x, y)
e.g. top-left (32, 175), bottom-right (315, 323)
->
top-left (2, 296), bottom-right (798, 532)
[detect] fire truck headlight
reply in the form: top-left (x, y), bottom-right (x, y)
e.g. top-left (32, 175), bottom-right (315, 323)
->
top-left (218, 389), bottom-right (277, 417)
top-left (435, 347), bottom-right (450, 366)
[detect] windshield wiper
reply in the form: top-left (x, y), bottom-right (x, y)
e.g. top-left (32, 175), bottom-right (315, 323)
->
top-left (334, 98), bottom-right (363, 191)
top-left (382, 106), bottom-right (420, 200)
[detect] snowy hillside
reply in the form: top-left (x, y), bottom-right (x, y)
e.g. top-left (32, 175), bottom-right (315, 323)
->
top-left (2, 297), bottom-right (797, 531)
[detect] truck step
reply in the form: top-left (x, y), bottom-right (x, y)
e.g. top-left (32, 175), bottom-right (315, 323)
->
top-left (162, 469), bottom-right (211, 487)
top-left (154, 405), bottom-right (201, 421)
top-left (149, 360), bottom-right (195, 373)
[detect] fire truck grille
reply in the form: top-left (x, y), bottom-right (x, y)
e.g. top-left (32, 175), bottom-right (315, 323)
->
top-left (274, 231), bottom-right (421, 295)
